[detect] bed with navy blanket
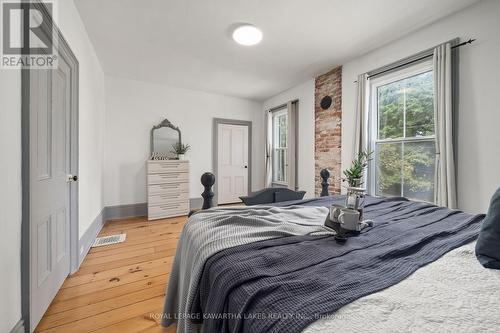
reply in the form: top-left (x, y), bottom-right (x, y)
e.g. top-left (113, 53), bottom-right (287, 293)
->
top-left (163, 195), bottom-right (492, 333)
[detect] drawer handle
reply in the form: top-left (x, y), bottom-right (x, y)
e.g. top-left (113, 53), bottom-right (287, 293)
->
top-left (159, 204), bottom-right (180, 209)
top-left (158, 166), bottom-right (182, 170)
top-left (158, 194), bottom-right (180, 198)
top-left (160, 184), bottom-right (179, 188)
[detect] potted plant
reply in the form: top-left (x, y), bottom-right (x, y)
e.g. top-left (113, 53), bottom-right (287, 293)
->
top-left (171, 142), bottom-right (191, 160)
top-left (343, 150), bottom-right (373, 188)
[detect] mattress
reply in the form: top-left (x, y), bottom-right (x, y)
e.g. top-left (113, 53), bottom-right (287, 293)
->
top-left (304, 242), bottom-right (500, 333)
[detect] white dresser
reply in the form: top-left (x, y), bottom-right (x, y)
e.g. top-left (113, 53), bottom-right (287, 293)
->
top-left (147, 160), bottom-right (189, 220)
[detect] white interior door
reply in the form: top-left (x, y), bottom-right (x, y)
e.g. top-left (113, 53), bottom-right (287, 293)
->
top-left (217, 123), bottom-right (249, 204)
top-left (30, 55), bottom-right (73, 331)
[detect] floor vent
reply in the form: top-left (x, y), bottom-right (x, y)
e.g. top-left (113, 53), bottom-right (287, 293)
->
top-left (92, 234), bottom-right (126, 247)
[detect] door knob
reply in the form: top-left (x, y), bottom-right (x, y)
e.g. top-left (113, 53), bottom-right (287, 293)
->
top-left (244, 166), bottom-right (248, 169)
top-left (68, 175), bottom-right (78, 182)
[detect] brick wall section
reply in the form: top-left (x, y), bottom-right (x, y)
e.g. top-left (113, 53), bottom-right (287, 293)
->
top-left (315, 66), bottom-right (342, 196)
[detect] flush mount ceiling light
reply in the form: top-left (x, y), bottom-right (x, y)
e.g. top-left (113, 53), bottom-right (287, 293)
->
top-left (232, 24), bottom-right (263, 46)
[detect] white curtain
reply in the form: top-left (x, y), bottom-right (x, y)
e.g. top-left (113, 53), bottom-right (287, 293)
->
top-left (287, 101), bottom-right (298, 190)
top-left (264, 110), bottom-right (272, 187)
top-left (352, 73), bottom-right (370, 191)
top-left (353, 73), bottom-right (369, 158)
top-left (433, 43), bottom-right (457, 208)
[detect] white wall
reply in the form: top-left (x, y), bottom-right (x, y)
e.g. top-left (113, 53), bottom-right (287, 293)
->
top-left (54, 0), bottom-right (106, 238)
top-left (262, 79), bottom-right (316, 198)
top-left (103, 76), bottom-right (263, 207)
top-left (341, 0), bottom-right (500, 213)
top-left (0, 69), bottom-right (22, 333)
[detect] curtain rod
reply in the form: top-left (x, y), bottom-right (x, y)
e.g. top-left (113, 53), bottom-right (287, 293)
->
top-left (354, 38), bottom-right (475, 83)
top-left (268, 99), bottom-right (299, 113)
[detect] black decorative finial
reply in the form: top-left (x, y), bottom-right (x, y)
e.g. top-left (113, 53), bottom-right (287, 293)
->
top-left (201, 172), bottom-right (215, 209)
top-left (320, 169), bottom-right (330, 197)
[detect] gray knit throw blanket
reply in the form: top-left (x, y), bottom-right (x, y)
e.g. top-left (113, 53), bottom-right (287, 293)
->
top-left (161, 205), bottom-right (335, 333)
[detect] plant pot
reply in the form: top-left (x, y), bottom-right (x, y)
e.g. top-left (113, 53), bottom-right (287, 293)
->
top-left (177, 154), bottom-right (185, 160)
top-left (349, 178), bottom-right (362, 188)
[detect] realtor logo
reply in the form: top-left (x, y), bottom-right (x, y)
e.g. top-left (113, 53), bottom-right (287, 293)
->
top-left (1, 0), bottom-right (57, 69)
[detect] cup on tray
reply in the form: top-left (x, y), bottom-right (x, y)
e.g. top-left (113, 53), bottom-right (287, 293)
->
top-left (329, 204), bottom-right (345, 223)
top-left (338, 209), bottom-right (361, 231)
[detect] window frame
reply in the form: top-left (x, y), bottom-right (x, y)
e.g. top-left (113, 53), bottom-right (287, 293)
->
top-left (271, 107), bottom-right (288, 186)
top-left (367, 59), bottom-right (436, 202)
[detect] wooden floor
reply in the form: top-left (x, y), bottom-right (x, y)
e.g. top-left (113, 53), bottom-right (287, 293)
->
top-left (35, 215), bottom-right (187, 333)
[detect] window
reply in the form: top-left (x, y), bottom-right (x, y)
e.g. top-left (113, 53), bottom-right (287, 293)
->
top-left (369, 60), bottom-right (436, 203)
top-left (272, 108), bottom-right (288, 184)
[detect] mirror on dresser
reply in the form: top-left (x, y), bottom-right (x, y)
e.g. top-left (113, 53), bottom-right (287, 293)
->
top-left (148, 119), bottom-right (189, 220)
top-left (150, 118), bottom-right (182, 160)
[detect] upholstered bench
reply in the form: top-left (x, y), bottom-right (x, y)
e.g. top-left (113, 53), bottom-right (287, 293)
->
top-left (239, 188), bottom-right (306, 206)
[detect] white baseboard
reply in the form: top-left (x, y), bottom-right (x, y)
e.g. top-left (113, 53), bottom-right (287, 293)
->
top-left (77, 209), bottom-right (105, 270)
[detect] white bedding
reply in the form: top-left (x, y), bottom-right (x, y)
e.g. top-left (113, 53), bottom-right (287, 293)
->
top-left (304, 242), bottom-right (500, 333)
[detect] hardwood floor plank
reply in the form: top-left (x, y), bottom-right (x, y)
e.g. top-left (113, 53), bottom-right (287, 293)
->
top-left (88, 232), bottom-right (179, 255)
top-left (45, 274), bottom-right (169, 315)
top-left (37, 285), bottom-right (166, 330)
top-left (85, 239), bottom-right (178, 259)
top-left (87, 232), bottom-right (180, 253)
top-left (83, 247), bottom-right (156, 265)
top-left (62, 255), bottom-right (173, 288)
top-left (61, 257), bottom-right (172, 294)
top-left (99, 222), bottom-right (182, 234)
top-left (36, 296), bottom-right (165, 333)
top-left (99, 220), bottom-right (183, 235)
top-left (90, 307), bottom-right (166, 333)
top-left (76, 250), bottom-right (175, 276)
top-left (83, 244), bottom-right (176, 267)
top-left (53, 270), bottom-right (170, 303)
top-left (102, 216), bottom-right (182, 228)
top-left (138, 323), bottom-right (176, 333)
top-left (98, 224), bottom-right (183, 237)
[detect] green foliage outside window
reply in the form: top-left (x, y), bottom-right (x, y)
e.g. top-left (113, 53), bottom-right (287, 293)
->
top-left (376, 70), bottom-right (436, 202)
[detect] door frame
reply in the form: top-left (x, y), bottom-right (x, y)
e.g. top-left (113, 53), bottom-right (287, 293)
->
top-left (21, 2), bottom-right (79, 331)
top-left (213, 118), bottom-right (252, 205)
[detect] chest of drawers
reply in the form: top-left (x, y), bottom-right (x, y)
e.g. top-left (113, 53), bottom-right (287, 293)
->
top-left (147, 160), bottom-right (189, 220)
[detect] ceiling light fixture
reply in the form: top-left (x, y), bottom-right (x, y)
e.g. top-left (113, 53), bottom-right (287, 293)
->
top-left (232, 24), bottom-right (263, 46)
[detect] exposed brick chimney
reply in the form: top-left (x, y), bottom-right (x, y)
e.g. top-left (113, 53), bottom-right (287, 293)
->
top-left (314, 66), bottom-right (342, 196)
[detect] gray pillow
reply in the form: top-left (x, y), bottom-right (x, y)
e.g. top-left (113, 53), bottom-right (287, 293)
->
top-left (475, 187), bottom-right (500, 269)
top-left (274, 190), bottom-right (306, 203)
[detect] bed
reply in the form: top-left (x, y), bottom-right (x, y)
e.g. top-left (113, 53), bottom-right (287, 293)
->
top-left (162, 195), bottom-right (500, 333)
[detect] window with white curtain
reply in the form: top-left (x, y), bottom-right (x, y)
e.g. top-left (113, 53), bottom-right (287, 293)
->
top-left (272, 107), bottom-right (288, 184)
top-left (368, 60), bottom-right (436, 203)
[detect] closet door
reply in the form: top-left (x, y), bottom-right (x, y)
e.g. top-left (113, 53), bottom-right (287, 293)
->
top-left (217, 123), bottom-right (249, 204)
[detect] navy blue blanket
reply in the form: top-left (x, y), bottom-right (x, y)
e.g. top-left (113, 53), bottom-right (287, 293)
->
top-left (192, 196), bottom-right (484, 333)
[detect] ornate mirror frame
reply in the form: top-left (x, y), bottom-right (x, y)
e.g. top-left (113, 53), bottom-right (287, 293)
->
top-left (150, 118), bottom-right (182, 155)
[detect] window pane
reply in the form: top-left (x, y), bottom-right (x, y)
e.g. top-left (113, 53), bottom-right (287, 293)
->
top-left (272, 110), bottom-right (288, 183)
top-left (405, 71), bottom-right (434, 137)
top-left (375, 142), bottom-right (402, 197)
top-left (402, 141), bottom-right (436, 202)
top-left (273, 148), bottom-right (287, 182)
top-left (273, 113), bottom-right (288, 149)
top-left (378, 81), bottom-right (404, 139)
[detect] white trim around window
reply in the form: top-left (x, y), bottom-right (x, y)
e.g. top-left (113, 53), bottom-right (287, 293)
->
top-left (367, 59), bottom-right (437, 203)
top-left (266, 100), bottom-right (298, 189)
top-left (271, 107), bottom-right (288, 186)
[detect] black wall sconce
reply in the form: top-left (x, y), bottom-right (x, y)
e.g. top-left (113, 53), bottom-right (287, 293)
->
top-left (320, 95), bottom-right (332, 110)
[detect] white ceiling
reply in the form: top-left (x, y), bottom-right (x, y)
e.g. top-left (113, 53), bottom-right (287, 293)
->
top-left (74, 0), bottom-right (479, 101)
